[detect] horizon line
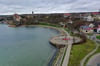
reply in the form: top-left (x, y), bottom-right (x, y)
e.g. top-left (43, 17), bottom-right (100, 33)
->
top-left (0, 11), bottom-right (100, 15)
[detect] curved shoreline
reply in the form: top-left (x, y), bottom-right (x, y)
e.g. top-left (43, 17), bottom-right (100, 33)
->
top-left (23, 25), bottom-right (66, 35)
top-left (24, 25), bottom-right (67, 66)
top-left (9, 25), bottom-right (67, 66)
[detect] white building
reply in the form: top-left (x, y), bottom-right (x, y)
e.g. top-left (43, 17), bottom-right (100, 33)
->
top-left (87, 15), bottom-right (94, 21)
top-left (83, 14), bottom-right (94, 21)
top-left (68, 20), bottom-right (73, 24)
top-left (13, 14), bottom-right (21, 22)
top-left (89, 23), bottom-right (94, 28)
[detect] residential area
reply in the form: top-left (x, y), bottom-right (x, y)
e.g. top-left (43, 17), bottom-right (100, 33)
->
top-left (0, 11), bottom-right (100, 34)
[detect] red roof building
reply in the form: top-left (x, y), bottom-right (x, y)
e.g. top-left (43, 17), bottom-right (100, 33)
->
top-left (64, 13), bottom-right (70, 16)
top-left (92, 12), bottom-right (99, 15)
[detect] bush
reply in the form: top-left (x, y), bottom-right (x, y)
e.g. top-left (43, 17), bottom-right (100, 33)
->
top-left (96, 35), bottom-right (100, 39)
top-left (73, 33), bottom-right (87, 44)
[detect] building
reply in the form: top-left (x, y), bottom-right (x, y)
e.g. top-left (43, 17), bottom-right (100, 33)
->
top-left (93, 22), bottom-right (100, 33)
top-left (83, 13), bottom-right (94, 21)
top-left (92, 12), bottom-right (100, 20)
top-left (80, 25), bottom-right (94, 33)
top-left (63, 13), bottom-right (70, 18)
top-left (13, 14), bottom-right (22, 22)
top-left (13, 14), bottom-right (22, 26)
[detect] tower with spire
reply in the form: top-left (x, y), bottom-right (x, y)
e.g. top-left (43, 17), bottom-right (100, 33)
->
top-left (32, 11), bottom-right (34, 18)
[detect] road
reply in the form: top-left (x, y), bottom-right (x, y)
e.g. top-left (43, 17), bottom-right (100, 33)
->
top-left (87, 53), bottom-right (100, 66)
top-left (80, 33), bottom-right (100, 66)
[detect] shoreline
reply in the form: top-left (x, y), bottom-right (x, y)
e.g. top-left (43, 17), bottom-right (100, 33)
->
top-left (8, 25), bottom-right (67, 66)
top-left (47, 48), bottom-right (59, 66)
top-left (23, 25), bottom-right (67, 66)
top-left (9, 25), bottom-right (66, 35)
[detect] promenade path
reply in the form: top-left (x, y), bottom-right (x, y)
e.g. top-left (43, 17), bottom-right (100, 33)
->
top-left (62, 36), bottom-right (73, 66)
top-left (61, 29), bottom-right (73, 66)
top-left (50, 28), bottom-right (81, 66)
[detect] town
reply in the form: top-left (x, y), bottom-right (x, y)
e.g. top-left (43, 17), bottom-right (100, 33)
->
top-left (0, 11), bottom-right (100, 34)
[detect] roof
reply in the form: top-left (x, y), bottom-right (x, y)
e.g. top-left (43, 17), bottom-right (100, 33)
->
top-left (98, 25), bottom-right (100, 28)
top-left (92, 12), bottom-right (99, 15)
top-left (80, 26), bottom-right (90, 30)
top-left (93, 22), bottom-right (100, 27)
top-left (14, 14), bottom-right (20, 18)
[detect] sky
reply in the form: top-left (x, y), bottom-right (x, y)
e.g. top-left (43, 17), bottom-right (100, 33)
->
top-left (0, 0), bottom-right (100, 15)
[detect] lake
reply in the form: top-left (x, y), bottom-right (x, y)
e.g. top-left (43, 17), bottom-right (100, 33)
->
top-left (0, 24), bottom-right (59, 66)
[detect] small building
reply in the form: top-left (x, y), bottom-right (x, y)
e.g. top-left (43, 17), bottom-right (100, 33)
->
top-left (89, 23), bottom-right (95, 28)
top-left (93, 22), bottom-right (100, 33)
top-left (13, 14), bottom-right (22, 26)
top-left (63, 13), bottom-right (70, 18)
top-left (80, 25), bottom-right (93, 33)
top-left (71, 13), bottom-right (81, 20)
top-left (13, 14), bottom-right (22, 22)
top-left (67, 20), bottom-right (73, 24)
top-left (87, 15), bottom-right (94, 21)
top-left (83, 14), bottom-right (94, 21)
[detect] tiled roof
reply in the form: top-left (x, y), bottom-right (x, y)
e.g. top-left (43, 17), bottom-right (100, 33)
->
top-left (92, 12), bottom-right (99, 15)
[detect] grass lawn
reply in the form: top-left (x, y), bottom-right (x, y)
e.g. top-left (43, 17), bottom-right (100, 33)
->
top-left (68, 39), bottom-right (96, 66)
top-left (39, 22), bottom-right (60, 27)
top-left (95, 46), bottom-right (100, 53)
top-left (96, 35), bottom-right (100, 39)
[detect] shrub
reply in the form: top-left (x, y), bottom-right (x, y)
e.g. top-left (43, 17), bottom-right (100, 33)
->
top-left (96, 35), bottom-right (100, 39)
top-left (73, 33), bottom-right (87, 44)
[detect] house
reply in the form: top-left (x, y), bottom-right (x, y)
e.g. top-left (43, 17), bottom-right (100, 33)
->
top-left (83, 13), bottom-right (94, 21)
top-left (92, 12), bottom-right (100, 20)
top-left (93, 22), bottom-right (100, 33)
top-left (89, 23), bottom-right (95, 28)
top-left (71, 13), bottom-right (81, 19)
top-left (80, 25), bottom-right (93, 33)
top-left (87, 15), bottom-right (94, 21)
top-left (13, 14), bottom-right (21, 22)
top-left (13, 14), bottom-right (22, 26)
top-left (63, 13), bottom-right (70, 18)
top-left (67, 19), bottom-right (73, 24)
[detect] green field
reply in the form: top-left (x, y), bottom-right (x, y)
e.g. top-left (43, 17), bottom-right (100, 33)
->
top-left (68, 39), bottom-right (96, 66)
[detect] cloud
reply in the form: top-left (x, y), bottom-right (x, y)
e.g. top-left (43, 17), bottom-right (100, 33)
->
top-left (0, 0), bottom-right (100, 15)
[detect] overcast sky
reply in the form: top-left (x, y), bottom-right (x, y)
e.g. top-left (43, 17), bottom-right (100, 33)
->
top-left (0, 0), bottom-right (100, 15)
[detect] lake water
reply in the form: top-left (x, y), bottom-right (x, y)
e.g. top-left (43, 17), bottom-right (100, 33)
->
top-left (0, 24), bottom-right (59, 66)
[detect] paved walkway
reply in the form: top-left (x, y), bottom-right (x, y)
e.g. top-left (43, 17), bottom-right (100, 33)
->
top-left (50, 35), bottom-right (70, 45)
top-left (62, 40), bottom-right (73, 66)
top-left (86, 53), bottom-right (100, 66)
top-left (62, 29), bottom-right (73, 66)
